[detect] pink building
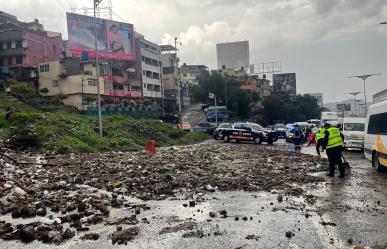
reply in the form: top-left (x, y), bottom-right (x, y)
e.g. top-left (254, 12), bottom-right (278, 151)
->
top-left (0, 17), bottom-right (62, 81)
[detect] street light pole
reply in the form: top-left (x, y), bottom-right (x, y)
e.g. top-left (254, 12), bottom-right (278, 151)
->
top-left (346, 92), bottom-right (361, 117)
top-left (94, 0), bottom-right (103, 137)
top-left (348, 74), bottom-right (380, 114)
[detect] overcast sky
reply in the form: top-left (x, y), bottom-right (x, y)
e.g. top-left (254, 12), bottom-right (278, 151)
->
top-left (2, 0), bottom-right (387, 103)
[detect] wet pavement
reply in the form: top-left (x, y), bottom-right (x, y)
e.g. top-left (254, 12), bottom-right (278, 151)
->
top-left (182, 104), bottom-right (206, 126)
top-left (1, 139), bottom-right (387, 249)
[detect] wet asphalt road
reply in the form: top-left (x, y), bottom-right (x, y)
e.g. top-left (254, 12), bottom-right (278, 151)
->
top-left (2, 140), bottom-right (387, 249)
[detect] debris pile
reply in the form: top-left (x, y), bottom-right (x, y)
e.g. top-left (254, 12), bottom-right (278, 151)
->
top-left (0, 143), bottom-right (326, 244)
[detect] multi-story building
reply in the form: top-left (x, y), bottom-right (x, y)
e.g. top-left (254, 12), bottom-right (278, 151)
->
top-left (180, 64), bottom-right (208, 85)
top-left (160, 45), bottom-right (179, 112)
top-left (136, 36), bottom-right (162, 102)
top-left (216, 41), bottom-right (249, 70)
top-left (38, 57), bottom-right (141, 110)
top-left (0, 12), bottom-right (62, 83)
top-left (373, 89), bottom-right (387, 104)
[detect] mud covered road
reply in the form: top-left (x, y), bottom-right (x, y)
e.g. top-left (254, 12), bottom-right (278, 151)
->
top-left (1, 140), bottom-right (386, 249)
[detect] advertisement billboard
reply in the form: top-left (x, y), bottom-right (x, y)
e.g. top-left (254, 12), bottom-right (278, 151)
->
top-left (66, 13), bottom-right (135, 61)
top-left (337, 103), bottom-right (351, 112)
top-left (273, 73), bottom-right (297, 96)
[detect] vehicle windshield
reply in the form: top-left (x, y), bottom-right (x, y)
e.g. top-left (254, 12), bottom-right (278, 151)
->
top-left (344, 123), bottom-right (365, 131)
top-left (218, 123), bottom-right (232, 128)
top-left (274, 124), bottom-right (286, 129)
top-left (250, 123), bottom-right (264, 130)
top-left (198, 123), bottom-right (210, 127)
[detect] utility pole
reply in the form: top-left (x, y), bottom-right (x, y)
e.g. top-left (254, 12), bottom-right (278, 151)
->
top-left (348, 74), bottom-right (380, 114)
top-left (160, 63), bottom-right (165, 116)
top-left (94, 0), bottom-right (103, 137)
top-left (174, 37), bottom-right (183, 134)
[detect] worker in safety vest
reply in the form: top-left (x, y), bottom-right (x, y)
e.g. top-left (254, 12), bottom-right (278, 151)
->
top-left (307, 127), bottom-right (325, 156)
top-left (322, 123), bottom-right (345, 178)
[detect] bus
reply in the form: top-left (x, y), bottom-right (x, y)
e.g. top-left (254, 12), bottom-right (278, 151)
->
top-left (364, 100), bottom-right (387, 171)
top-left (338, 117), bottom-right (365, 150)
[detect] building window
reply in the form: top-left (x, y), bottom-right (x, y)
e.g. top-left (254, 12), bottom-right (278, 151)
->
top-left (147, 84), bottom-right (153, 91)
top-left (143, 70), bottom-right (145, 75)
top-left (0, 57), bottom-right (3, 66)
top-left (7, 41), bottom-right (11, 49)
top-left (39, 64), bottom-right (49, 72)
top-left (15, 55), bottom-right (23, 64)
top-left (7, 57), bottom-right (12, 65)
top-left (0, 42), bottom-right (2, 50)
top-left (141, 56), bottom-right (145, 61)
top-left (87, 78), bottom-right (97, 86)
top-left (154, 85), bottom-right (161, 92)
top-left (52, 80), bottom-right (59, 87)
top-left (16, 40), bottom-right (22, 48)
top-left (113, 83), bottom-right (124, 90)
top-left (104, 82), bottom-right (113, 89)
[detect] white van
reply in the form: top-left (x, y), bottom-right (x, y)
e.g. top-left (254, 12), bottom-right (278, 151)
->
top-left (364, 100), bottom-right (387, 171)
top-left (338, 117), bottom-right (365, 150)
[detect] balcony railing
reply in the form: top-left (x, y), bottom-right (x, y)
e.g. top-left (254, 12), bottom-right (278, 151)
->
top-left (113, 90), bottom-right (125, 97)
top-left (113, 75), bottom-right (125, 83)
top-left (126, 90), bottom-right (142, 98)
top-left (104, 89), bottom-right (114, 95)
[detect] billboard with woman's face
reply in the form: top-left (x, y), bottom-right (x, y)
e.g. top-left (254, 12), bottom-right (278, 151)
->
top-left (66, 13), bottom-right (135, 61)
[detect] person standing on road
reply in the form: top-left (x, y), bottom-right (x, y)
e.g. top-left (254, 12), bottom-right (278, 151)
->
top-left (307, 127), bottom-right (325, 156)
top-left (291, 124), bottom-right (304, 151)
top-left (322, 123), bottom-right (345, 178)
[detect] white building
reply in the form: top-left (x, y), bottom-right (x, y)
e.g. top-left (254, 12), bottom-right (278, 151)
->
top-left (373, 89), bottom-right (387, 104)
top-left (216, 41), bottom-right (249, 70)
top-left (137, 37), bottom-right (162, 100)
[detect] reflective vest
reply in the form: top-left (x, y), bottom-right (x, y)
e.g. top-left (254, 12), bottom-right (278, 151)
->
top-left (326, 127), bottom-right (344, 149)
top-left (315, 128), bottom-right (325, 142)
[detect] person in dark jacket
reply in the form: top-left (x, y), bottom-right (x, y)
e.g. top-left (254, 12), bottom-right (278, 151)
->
top-left (291, 124), bottom-right (304, 151)
top-left (322, 123), bottom-right (345, 178)
top-left (307, 127), bottom-right (326, 156)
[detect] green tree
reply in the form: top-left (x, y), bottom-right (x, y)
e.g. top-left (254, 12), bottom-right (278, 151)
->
top-left (263, 94), bottom-right (321, 124)
top-left (191, 72), bottom-right (251, 119)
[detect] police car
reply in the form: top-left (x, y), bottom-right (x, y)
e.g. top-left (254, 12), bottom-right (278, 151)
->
top-left (222, 122), bottom-right (278, 144)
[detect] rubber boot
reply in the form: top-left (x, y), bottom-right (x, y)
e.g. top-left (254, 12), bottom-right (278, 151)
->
top-left (326, 164), bottom-right (335, 177)
top-left (338, 164), bottom-right (345, 178)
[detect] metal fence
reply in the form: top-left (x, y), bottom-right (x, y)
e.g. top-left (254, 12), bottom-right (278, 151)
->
top-left (85, 106), bottom-right (161, 119)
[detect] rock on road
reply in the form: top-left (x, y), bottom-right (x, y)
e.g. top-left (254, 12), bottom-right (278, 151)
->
top-left (0, 139), bottom-right (386, 249)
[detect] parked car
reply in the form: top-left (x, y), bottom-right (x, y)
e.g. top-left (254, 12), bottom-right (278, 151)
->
top-left (273, 123), bottom-right (287, 138)
top-left (160, 114), bottom-right (179, 123)
top-left (178, 122), bottom-right (192, 132)
top-left (213, 122), bottom-right (234, 139)
top-left (193, 122), bottom-right (216, 134)
top-left (222, 122), bottom-right (278, 144)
